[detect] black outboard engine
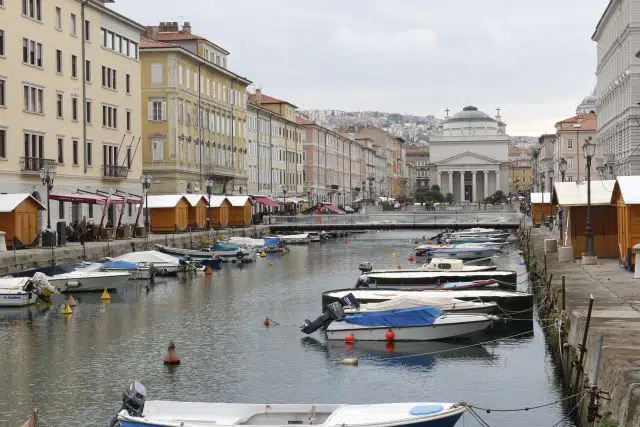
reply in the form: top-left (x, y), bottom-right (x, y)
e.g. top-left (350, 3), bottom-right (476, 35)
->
top-left (358, 262), bottom-right (373, 273)
top-left (340, 293), bottom-right (360, 309)
top-left (108, 381), bottom-right (147, 427)
top-left (301, 302), bottom-right (345, 334)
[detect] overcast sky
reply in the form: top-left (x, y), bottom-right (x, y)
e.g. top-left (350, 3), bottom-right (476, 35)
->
top-left (113, 1), bottom-right (606, 136)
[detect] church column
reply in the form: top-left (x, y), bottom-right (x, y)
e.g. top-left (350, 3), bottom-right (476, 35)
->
top-left (495, 169), bottom-right (501, 192)
top-left (448, 171), bottom-right (453, 195)
top-left (472, 171), bottom-right (477, 202)
top-left (460, 171), bottom-right (465, 202)
top-left (436, 170), bottom-right (441, 189)
top-left (483, 171), bottom-right (489, 199)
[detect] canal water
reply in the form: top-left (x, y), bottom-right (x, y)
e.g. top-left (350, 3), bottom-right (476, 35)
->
top-left (0, 230), bottom-right (575, 426)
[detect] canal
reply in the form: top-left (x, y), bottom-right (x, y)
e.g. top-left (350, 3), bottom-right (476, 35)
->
top-left (0, 230), bottom-right (575, 426)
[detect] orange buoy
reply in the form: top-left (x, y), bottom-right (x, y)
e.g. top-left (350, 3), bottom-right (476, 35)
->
top-left (263, 317), bottom-right (270, 327)
top-left (204, 266), bottom-right (212, 275)
top-left (385, 329), bottom-right (396, 342)
top-left (163, 340), bottom-right (181, 365)
top-left (344, 334), bottom-right (354, 343)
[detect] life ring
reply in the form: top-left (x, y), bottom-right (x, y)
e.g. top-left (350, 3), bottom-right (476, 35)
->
top-left (236, 251), bottom-right (245, 260)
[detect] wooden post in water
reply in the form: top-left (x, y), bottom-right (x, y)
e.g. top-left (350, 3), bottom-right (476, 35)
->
top-left (562, 276), bottom-right (566, 311)
top-left (575, 295), bottom-right (595, 389)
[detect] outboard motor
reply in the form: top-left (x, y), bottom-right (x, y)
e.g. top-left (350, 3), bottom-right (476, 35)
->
top-left (301, 302), bottom-right (345, 334)
top-left (340, 293), bottom-right (360, 309)
top-left (358, 262), bottom-right (373, 273)
top-left (109, 381), bottom-right (147, 427)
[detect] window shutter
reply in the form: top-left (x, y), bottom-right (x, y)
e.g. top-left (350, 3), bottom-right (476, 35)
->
top-left (148, 101), bottom-right (153, 121)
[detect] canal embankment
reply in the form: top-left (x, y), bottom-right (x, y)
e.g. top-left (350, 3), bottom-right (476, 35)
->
top-left (521, 223), bottom-right (640, 427)
top-left (0, 225), bottom-right (270, 276)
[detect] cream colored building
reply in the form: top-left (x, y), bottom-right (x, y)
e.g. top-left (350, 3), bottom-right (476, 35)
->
top-left (140, 22), bottom-right (251, 195)
top-left (0, 0), bottom-right (145, 226)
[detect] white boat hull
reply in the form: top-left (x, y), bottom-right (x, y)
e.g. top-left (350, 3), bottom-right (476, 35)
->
top-left (427, 248), bottom-right (497, 259)
top-left (326, 315), bottom-right (493, 341)
top-left (0, 291), bottom-right (38, 307)
top-left (48, 272), bottom-right (131, 293)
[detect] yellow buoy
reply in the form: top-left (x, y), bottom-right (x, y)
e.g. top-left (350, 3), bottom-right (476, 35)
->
top-left (341, 358), bottom-right (359, 366)
top-left (260, 251), bottom-right (267, 257)
top-left (100, 289), bottom-right (111, 301)
top-left (60, 303), bottom-right (72, 315)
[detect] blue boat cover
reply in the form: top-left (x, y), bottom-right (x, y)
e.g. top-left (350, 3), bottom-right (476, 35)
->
top-left (211, 242), bottom-right (241, 251)
top-left (264, 237), bottom-right (281, 247)
top-left (344, 306), bottom-right (443, 327)
top-left (440, 281), bottom-right (474, 289)
top-left (103, 261), bottom-right (138, 270)
top-left (409, 405), bottom-right (444, 416)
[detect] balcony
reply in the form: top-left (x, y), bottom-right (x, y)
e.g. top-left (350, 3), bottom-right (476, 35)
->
top-left (20, 157), bottom-right (56, 174)
top-left (103, 165), bottom-right (130, 179)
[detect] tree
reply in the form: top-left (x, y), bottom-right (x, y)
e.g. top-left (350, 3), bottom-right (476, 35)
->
top-left (485, 190), bottom-right (508, 205)
top-left (430, 185), bottom-right (441, 192)
top-left (415, 187), bottom-right (444, 203)
top-left (445, 193), bottom-right (455, 204)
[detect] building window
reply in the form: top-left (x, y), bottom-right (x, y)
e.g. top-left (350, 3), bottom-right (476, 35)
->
top-left (567, 139), bottom-right (573, 149)
top-left (56, 49), bottom-right (63, 73)
top-left (56, 93), bottom-right (63, 118)
top-left (22, 38), bottom-right (43, 67)
top-left (148, 99), bottom-right (166, 121)
top-left (57, 137), bottom-right (64, 163)
top-left (86, 100), bottom-right (92, 124)
top-left (23, 84), bottom-right (43, 113)
top-left (178, 66), bottom-right (183, 86)
top-left (72, 140), bottom-right (78, 165)
top-left (87, 141), bottom-right (92, 166)
top-left (178, 100), bottom-right (184, 123)
top-left (125, 74), bottom-right (130, 94)
top-left (151, 64), bottom-right (163, 85)
top-left (71, 97), bottom-right (78, 120)
top-left (126, 110), bottom-right (131, 131)
top-left (151, 137), bottom-right (164, 161)
top-left (85, 60), bottom-right (91, 82)
top-left (22, 0), bottom-right (41, 21)
top-left (71, 13), bottom-right (77, 36)
top-left (55, 7), bottom-right (62, 30)
top-left (0, 79), bottom-right (5, 107)
top-left (0, 129), bottom-right (6, 158)
top-left (0, 29), bottom-right (5, 56)
top-left (71, 55), bottom-right (77, 78)
top-left (102, 105), bottom-right (118, 129)
top-left (84, 20), bottom-right (90, 41)
top-left (101, 66), bottom-right (117, 90)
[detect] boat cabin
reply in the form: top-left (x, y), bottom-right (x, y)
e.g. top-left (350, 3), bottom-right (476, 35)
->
top-left (183, 194), bottom-right (208, 230)
top-left (530, 192), bottom-right (554, 226)
top-left (423, 258), bottom-right (466, 271)
top-left (553, 180), bottom-right (617, 259)
top-left (0, 193), bottom-right (46, 248)
top-left (610, 176), bottom-right (640, 269)
top-left (145, 195), bottom-right (190, 233)
top-left (227, 196), bottom-right (253, 226)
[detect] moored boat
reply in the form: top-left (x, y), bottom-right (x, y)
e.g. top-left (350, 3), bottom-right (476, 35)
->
top-left (265, 233), bottom-right (311, 244)
top-left (155, 244), bottom-right (253, 263)
top-left (47, 270), bottom-right (131, 293)
top-left (343, 292), bottom-right (498, 315)
top-left (0, 274), bottom-right (57, 307)
top-left (415, 245), bottom-right (498, 259)
top-left (356, 270), bottom-right (517, 289)
top-left (110, 382), bottom-right (466, 427)
top-left (112, 251), bottom-right (182, 276)
top-left (360, 258), bottom-right (498, 274)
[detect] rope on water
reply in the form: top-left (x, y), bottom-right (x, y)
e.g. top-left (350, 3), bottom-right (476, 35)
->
top-left (463, 389), bottom-right (589, 414)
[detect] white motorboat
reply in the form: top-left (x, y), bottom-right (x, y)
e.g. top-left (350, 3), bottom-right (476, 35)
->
top-left (0, 274), bottom-right (57, 307)
top-left (306, 232), bottom-right (322, 242)
top-left (266, 233), bottom-right (311, 244)
top-left (47, 270), bottom-right (131, 293)
top-left (356, 269), bottom-right (517, 289)
top-left (113, 251), bottom-right (181, 276)
top-left (228, 236), bottom-right (266, 248)
top-left (112, 382), bottom-right (466, 427)
top-left (420, 258), bottom-right (497, 272)
top-left (450, 227), bottom-right (505, 236)
top-left (416, 245), bottom-right (498, 259)
top-left (344, 293), bottom-right (497, 315)
top-left (77, 261), bottom-right (152, 280)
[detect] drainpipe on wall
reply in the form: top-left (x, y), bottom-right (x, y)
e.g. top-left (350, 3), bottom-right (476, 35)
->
top-left (81, 0), bottom-right (89, 174)
top-left (198, 62), bottom-right (202, 191)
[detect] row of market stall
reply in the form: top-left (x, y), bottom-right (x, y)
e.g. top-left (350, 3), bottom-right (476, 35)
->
top-left (529, 176), bottom-right (640, 269)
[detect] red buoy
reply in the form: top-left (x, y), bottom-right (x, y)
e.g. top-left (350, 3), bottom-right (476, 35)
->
top-left (163, 340), bottom-right (181, 365)
top-left (344, 334), bottom-right (354, 343)
top-left (385, 329), bottom-right (395, 342)
top-left (385, 341), bottom-right (396, 353)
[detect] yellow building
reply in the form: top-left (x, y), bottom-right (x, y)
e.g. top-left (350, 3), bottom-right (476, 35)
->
top-left (0, 0), bottom-right (145, 226)
top-left (508, 147), bottom-right (533, 194)
top-left (140, 22), bottom-right (252, 195)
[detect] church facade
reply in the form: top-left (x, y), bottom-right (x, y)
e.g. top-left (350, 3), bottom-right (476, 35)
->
top-left (429, 106), bottom-right (510, 202)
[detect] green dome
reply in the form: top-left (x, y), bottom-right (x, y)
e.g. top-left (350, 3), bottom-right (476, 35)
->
top-left (446, 106), bottom-right (496, 123)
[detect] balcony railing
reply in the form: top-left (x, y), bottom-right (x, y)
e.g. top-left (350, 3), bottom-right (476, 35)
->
top-left (103, 165), bottom-right (130, 179)
top-left (20, 157), bottom-right (56, 173)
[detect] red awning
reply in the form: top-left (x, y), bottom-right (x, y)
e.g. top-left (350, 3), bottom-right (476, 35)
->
top-left (49, 192), bottom-right (143, 205)
top-left (253, 196), bottom-right (280, 207)
top-left (323, 203), bottom-right (343, 214)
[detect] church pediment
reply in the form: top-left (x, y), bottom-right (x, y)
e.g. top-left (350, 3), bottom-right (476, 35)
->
top-left (435, 151), bottom-right (501, 166)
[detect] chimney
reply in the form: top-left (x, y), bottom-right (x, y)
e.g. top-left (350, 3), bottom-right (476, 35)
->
top-left (183, 22), bottom-right (192, 33)
top-left (255, 88), bottom-right (262, 105)
top-left (159, 22), bottom-right (166, 31)
top-left (171, 22), bottom-right (179, 31)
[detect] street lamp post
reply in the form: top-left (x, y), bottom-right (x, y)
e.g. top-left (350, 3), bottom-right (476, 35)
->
top-left (559, 158), bottom-right (567, 182)
top-left (548, 169), bottom-right (554, 226)
top-left (140, 174), bottom-right (152, 235)
top-left (39, 166), bottom-right (56, 246)
top-left (583, 137), bottom-right (596, 263)
top-left (206, 178), bottom-right (214, 230)
top-left (281, 185), bottom-right (288, 214)
top-left (539, 171), bottom-right (546, 226)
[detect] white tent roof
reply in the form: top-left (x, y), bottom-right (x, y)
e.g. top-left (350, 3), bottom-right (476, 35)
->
top-left (0, 193), bottom-right (45, 212)
top-left (530, 192), bottom-right (551, 204)
top-left (553, 180), bottom-right (615, 207)
top-left (144, 195), bottom-right (187, 209)
top-left (612, 176), bottom-right (640, 204)
top-left (226, 196), bottom-right (251, 207)
top-left (182, 194), bottom-right (207, 207)
top-left (208, 196), bottom-right (228, 208)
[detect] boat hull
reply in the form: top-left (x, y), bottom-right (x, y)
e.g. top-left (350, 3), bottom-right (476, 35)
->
top-left (361, 270), bottom-right (517, 289)
top-left (0, 291), bottom-right (38, 307)
top-left (119, 417), bottom-right (463, 427)
top-left (326, 316), bottom-right (493, 341)
top-left (49, 272), bottom-right (131, 293)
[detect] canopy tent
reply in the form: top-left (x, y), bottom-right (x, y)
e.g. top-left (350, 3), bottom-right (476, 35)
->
top-left (300, 202), bottom-right (344, 215)
top-left (275, 196), bottom-right (306, 204)
top-left (252, 195), bottom-right (280, 207)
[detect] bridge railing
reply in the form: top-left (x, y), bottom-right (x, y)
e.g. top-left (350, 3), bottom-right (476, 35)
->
top-left (267, 212), bottom-right (523, 226)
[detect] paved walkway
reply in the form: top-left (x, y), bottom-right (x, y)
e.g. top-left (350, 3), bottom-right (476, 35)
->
top-left (529, 225), bottom-right (640, 426)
